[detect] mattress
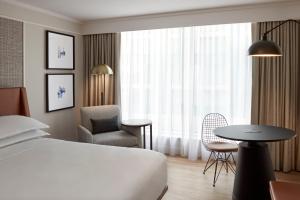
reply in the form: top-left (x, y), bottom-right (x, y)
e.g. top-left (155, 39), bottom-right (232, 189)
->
top-left (0, 138), bottom-right (167, 200)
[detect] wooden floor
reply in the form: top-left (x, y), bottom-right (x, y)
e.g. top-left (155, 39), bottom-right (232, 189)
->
top-left (162, 156), bottom-right (300, 200)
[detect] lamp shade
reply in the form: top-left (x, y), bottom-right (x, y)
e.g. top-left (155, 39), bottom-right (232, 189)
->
top-left (91, 64), bottom-right (113, 75)
top-left (248, 37), bottom-right (282, 57)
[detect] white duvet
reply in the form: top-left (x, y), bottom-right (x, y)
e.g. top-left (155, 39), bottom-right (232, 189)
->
top-left (0, 138), bottom-right (167, 200)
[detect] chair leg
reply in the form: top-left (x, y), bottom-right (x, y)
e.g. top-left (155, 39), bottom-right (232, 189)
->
top-left (231, 152), bottom-right (237, 166)
top-left (215, 156), bottom-right (225, 183)
top-left (203, 151), bottom-right (237, 187)
top-left (213, 152), bottom-right (219, 187)
top-left (223, 152), bottom-right (236, 174)
top-left (203, 151), bottom-right (213, 174)
top-left (224, 153), bottom-right (228, 173)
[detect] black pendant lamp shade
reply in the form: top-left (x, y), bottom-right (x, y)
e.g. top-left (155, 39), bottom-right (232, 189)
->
top-left (248, 35), bottom-right (282, 57)
top-left (248, 19), bottom-right (299, 57)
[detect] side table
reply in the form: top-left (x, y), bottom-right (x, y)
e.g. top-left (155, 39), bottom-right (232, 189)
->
top-left (122, 119), bottom-right (153, 150)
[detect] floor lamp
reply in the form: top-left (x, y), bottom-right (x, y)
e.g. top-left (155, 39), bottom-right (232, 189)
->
top-left (91, 64), bottom-right (113, 105)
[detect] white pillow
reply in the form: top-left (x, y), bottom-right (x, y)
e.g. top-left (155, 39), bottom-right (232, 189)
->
top-left (0, 115), bottom-right (49, 139)
top-left (0, 129), bottom-right (49, 148)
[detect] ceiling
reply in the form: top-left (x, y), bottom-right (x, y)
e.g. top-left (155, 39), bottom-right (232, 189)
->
top-left (6, 0), bottom-right (290, 22)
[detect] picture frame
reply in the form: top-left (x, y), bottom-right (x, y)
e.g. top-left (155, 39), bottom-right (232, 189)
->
top-left (46, 74), bottom-right (75, 112)
top-left (46, 30), bottom-right (75, 70)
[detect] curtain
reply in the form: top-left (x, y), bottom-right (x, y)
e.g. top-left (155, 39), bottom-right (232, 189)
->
top-left (120, 23), bottom-right (252, 160)
top-left (83, 33), bottom-right (121, 106)
top-left (251, 21), bottom-right (300, 172)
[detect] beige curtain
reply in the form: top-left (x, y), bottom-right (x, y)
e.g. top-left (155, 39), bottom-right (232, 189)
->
top-left (83, 33), bottom-right (121, 106)
top-left (251, 21), bottom-right (300, 172)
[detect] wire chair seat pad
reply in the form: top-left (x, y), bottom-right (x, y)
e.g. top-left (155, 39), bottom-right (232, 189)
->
top-left (205, 141), bottom-right (238, 152)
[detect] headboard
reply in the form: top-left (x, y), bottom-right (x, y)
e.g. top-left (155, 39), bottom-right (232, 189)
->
top-left (0, 87), bottom-right (30, 116)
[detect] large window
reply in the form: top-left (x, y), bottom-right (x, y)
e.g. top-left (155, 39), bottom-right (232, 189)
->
top-left (120, 23), bottom-right (252, 159)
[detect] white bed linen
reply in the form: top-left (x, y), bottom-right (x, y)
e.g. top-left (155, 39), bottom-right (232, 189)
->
top-left (0, 138), bottom-right (167, 200)
top-left (0, 129), bottom-right (49, 148)
top-left (0, 115), bottom-right (49, 139)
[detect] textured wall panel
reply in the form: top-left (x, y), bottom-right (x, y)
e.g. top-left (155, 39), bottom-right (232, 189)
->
top-left (0, 17), bottom-right (23, 88)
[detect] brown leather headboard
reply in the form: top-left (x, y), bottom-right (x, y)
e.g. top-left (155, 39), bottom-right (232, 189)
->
top-left (0, 87), bottom-right (30, 116)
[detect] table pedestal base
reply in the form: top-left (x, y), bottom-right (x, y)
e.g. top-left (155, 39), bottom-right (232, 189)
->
top-left (233, 142), bottom-right (275, 200)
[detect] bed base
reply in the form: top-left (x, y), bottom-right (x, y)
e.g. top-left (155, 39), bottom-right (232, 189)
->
top-left (157, 186), bottom-right (168, 200)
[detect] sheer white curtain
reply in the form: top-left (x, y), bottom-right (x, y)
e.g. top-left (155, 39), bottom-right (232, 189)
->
top-left (120, 23), bottom-right (252, 160)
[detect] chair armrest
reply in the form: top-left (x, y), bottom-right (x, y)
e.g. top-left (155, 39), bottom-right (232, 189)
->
top-left (77, 125), bottom-right (93, 143)
top-left (121, 125), bottom-right (142, 148)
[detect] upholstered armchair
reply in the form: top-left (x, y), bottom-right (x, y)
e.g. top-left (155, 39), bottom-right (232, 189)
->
top-left (78, 105), bottom-right (142, 147)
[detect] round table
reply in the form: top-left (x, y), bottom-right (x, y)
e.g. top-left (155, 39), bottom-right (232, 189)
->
top-left (121, 119), bottom-right (153, 150)
top-left (214, 125), bottom-right (295, 200)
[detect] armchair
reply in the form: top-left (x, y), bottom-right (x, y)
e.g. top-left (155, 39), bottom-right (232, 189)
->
top-left (78, 105), bottom-right (142, 147)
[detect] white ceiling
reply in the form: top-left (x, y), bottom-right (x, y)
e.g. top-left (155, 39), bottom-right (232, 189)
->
top-left (6, 0), bottom-right (290, 22)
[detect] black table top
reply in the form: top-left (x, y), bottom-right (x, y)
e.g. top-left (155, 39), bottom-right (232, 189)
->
top-left (214, 125), bottom-right (296, 142)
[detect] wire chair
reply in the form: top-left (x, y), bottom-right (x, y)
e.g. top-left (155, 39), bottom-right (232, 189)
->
top-left (201, 113), bottom-right (238, 187)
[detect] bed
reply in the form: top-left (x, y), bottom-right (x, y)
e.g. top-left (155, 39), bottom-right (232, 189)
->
top-left (0, 87), bottom-right (168, 200)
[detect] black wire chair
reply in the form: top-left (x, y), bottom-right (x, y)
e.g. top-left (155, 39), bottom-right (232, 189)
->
top-left (201, 113), bottom-right (238, 187)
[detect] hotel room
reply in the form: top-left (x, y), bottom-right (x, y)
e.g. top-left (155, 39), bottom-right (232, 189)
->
top-left (0, 0), bottom-right (299, 199)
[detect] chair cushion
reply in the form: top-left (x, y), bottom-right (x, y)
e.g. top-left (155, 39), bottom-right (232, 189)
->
top-left (90, 116), bottom-right (119, 134)
top-left (205, 141), bottom-right (238, 152)
top-left (270, 181), bottom-right (300, 200)
top-left (93, 130), bottom-right (138, 147)
top-left (80, 105), bottom-right (120, 132)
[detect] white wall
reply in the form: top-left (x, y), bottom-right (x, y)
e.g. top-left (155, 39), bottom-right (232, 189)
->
top-left (0, 1), bottom-right (84, 141)
top-left (24, 24), bottom-right (84, 140)
top-left (82, 1), bottom-right (300, 34)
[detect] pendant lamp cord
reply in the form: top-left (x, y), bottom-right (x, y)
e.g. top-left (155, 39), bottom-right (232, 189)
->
top-left (262, 19), bottom-right (300, 40)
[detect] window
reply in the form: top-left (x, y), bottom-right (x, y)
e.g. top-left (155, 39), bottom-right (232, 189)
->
top-left (120, 23), bottom-right (252, 159)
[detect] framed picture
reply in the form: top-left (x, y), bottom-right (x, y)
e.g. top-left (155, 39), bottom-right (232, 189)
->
top-left (46, 74), bottom-right (75, 112)
top-left (46, 30), bottom-right (75, 70)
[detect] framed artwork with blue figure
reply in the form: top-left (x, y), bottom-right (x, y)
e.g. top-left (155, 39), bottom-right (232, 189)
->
top-left (46, 74), bottom-right (75, 112)
top-left (46, 31), bottom-right (75, 70)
